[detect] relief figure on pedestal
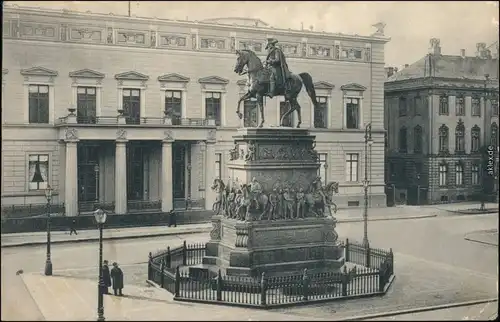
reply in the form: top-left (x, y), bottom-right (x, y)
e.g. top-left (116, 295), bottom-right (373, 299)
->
top-left (210, 178), bottom-right (226, 216)
top-left (229, 144), bottom-right (239, 161)
top-left (245, 141), bottom-right (256, 161)
top-left (283, 188), bottom-right (296, 219)
top-left (296, 188), bottom-right (306, 218)
top-left (305, 177), bottom-right (339, 217)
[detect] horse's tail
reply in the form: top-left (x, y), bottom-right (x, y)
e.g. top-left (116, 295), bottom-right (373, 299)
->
top-left (299, 72), bottom-right (318, 107)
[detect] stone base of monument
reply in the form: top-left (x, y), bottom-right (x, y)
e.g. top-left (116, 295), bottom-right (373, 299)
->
top-left (202, 215), bottom-right (345, 278)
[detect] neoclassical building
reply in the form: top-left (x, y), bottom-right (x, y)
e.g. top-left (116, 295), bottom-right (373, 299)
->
top-left (385, 39), bottom-right (499, 204)
top-left (2, 4), bottom-right (389, 216)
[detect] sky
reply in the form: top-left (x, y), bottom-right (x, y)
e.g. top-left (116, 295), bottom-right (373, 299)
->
top-left (5, 1), bottom-right (499, 68)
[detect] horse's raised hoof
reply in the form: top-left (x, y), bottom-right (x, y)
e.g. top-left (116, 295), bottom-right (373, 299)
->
top-left (236, 111), bottom-right (243, 119)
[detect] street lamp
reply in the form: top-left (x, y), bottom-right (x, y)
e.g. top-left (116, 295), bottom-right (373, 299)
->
top-left (44, 185), bottom-right (53, 276)
top-left (416, 173), bottom-right (421, 205)
top-left (94, 208), bottom-right (107, 322)
top-left (363, 123), bottom-right (373, 248)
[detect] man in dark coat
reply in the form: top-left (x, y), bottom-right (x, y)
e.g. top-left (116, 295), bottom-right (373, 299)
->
top-left (69, 218), bottom-right (78, 235)
top-left (168, 209), bottom-right (177, 227)
top-left (101, 260), bottom-right (112, 295)
top-left (265, 38), bottom-right (291, 98)
top-left (110, 262), bottom-right (124, 296)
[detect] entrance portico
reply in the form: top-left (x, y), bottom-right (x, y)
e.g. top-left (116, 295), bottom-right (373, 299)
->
top-left (64, 138), bottom-right (215, 216)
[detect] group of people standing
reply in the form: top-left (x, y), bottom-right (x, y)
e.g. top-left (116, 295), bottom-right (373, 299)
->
top-left (101, 260), bottom-right (124, 296)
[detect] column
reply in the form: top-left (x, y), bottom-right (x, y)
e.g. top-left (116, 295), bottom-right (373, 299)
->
top-left (114, 140), bottom-right (127, 214)
top-left (65, 140), bottom-right (78, 217)
top-left (161, 140), bottom-right (173, 212)
top-left (205, 141), bottom-right (216, 210)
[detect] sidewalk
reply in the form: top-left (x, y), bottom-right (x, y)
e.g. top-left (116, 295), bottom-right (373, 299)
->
top-left (426, 202), bottom-right (499, 214)
top-left (464, 229), bottom-right (499, 246)
top-left (18, 273), bottom-right (330, 321)
top-left (1, 208), bottom-right (436, 248)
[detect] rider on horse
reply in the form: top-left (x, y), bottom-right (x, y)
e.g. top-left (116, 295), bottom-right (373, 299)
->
top-left (265, 38), bottom-right (291, 98)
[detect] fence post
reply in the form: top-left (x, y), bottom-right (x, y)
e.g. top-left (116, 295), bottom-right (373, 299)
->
top-left (216, 269), bottom-right (223, 301)
top-left (174, 266), bottom-right (180, 298)
top-left (148, 252), bottom-right (153, 280)
top-left (160, 260), bottom-right (165, 288)
top-left (341, 266), bottom-right (348, 296)
top-left (378, 262), bottom-right (385, 292)
top-left (345, 238), bottom-right (350, 262)
top-left (166, 246), bottom-right (171, 269)
top-left (389, 248), bottom-right (394, 275)
top-left (302, 268), bottom-right (309, 301)
top-left (260, 272), bottom-right (267, 306)
top-left (182, 240), bottom-right (187, 266)
top-left (366, 243), bottom-right (371, 268)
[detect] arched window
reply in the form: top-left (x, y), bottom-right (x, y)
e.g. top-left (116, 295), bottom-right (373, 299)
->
top-left (491, 122), bottom-right (498, 148)
top-left (471, 96), bottom-right (481, 116)
top-left (471, 164), bottom-right (480, 185)
top-left (456, 94), bottom-right (465, 116)
top-left (399, 96), bottom-right (407, 117)
top-left (455, 162), bottom-right (464, 186)
top-left (399, 127), bottom-right (408, 153)
top-left (455, 120), bottom-right (465, 153)
top-left (439, 162), bottom-right (448, 186)
top-left (413, 125), bottom-right (423, 154)
top-left (471, 125), bottom-right (481, 153)
top-left (439, 124), bottom-right (449, 153)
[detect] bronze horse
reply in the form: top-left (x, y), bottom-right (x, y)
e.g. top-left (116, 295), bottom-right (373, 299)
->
top-left (233, 49), bottom-right (320, 128)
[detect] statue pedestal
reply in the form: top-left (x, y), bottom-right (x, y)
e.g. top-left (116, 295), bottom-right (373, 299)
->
top-left (204, 127), bottom-right (344, 277)
top-left (204, 215), bottom-right (344, 277)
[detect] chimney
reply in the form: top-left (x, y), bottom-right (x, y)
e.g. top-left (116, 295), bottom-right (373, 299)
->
top-left (476, 42), bottom-right (487, 58)
top-left (460, 49), bottom-right (466, 58)
top-left (429, 38), bottom-right (441, 55)
top-left (404, 64), bottom-right (409, 68)
top-left (385, 67), bottom-right (394, 77)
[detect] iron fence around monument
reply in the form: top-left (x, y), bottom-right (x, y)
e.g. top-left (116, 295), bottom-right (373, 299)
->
top-left (147, 239), bottom-right (395, 308)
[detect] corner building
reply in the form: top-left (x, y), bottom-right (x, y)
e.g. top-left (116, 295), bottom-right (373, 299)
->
top-left (384, 39), bottom-right (499, 205)
top-left (2, 5), bottom-right (389, 216)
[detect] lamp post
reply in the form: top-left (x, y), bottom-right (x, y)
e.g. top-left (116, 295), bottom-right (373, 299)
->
top-left (44, 185), bottom-right (53, 276)
top-left (94, 208), bottom-right (107, 322)
top-left (416, 173), bottom-right (421, 205)
top-left (363, 123), bottom-right (373, 248)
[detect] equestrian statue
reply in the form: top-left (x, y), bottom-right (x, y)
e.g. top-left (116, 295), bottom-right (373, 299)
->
top-left (234, 38), bottom-right (320, 128)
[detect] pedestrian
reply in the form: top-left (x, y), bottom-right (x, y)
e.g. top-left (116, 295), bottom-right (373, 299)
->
top-left (101, 260), bottom-right (111, 295)
top-left (69, 218), bottom-right (78, 235)
top-left (110, 262), bottom-right (124, 296)
top-left (168, 209), bottom-right (177, 227)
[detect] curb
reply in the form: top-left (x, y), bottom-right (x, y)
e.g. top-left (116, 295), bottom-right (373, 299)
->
top-left (1, 214), bottom-right (436, 248)
top-left (442, 209), bottom-right (499, 215)
top-left (1, 227), bottom-right (212, 248)
top-left (339, 298), bottom-right (498, 321)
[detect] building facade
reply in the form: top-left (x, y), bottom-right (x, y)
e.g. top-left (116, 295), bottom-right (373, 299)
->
top-left (2, 5), bottom-right (389, 216)
top-left (385, 39), bottom-right (499, 205)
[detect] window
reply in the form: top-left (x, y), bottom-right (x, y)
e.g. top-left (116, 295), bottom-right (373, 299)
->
top-left (415, 162), bottom-right (423, 179)
top-left (28, 154), bottom-right (49, 190)
top-left (76, 87), bottom-right (96, 124)
top-left (165, 90), bottom-right (182, 125)
top-left (345, 97), bottom-right (360, 129)
top-left (414, 125), bottom-right (423, 154)
top-left (243, 98), bottom-right (258, 127)
top-left (205, 92), bottom-right (221, 126)
top-left (439, 95), bottom-right (448, 115)
top-left (439, 163), bottom-right (448, 186)
top-left (398, 97), bottom-right (407, 117)
top-left (122, 88), bottom-right (141, 124)
top-left (314, 96), bottom-right (328, 128)
top-left (345, 153), bottom-right (359, 182)
top-left (471, 96), bottom-right (481, 116)
top-left (399, 127), bottom-right (407, 153)
top-left (280, 101), bottom-right (292, 127)
top-left (492, 98), bottom-right (498, 116)
top-left (215, 153), bottom-right (222, 179)
top-left (471, 125), bottom-right (481, 153)
top-left (414, 96), bottom-right (422, 116)
top-left (491, 122), bottom-right (498, 147)
top-left (318, 153), bottom-right (328, 182)
top-left (455, 162), bottom-right (464, 186)
top-left (456, 95), bottom-right (465, 116)
top-left (29, 85), bottom-right (49, 123)
top-left (455, 122), bottom-right (465, 153)
top-left (439, 125), bottom-right (449, 153)
top-left (471, 164), bottom-right (480, 185)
